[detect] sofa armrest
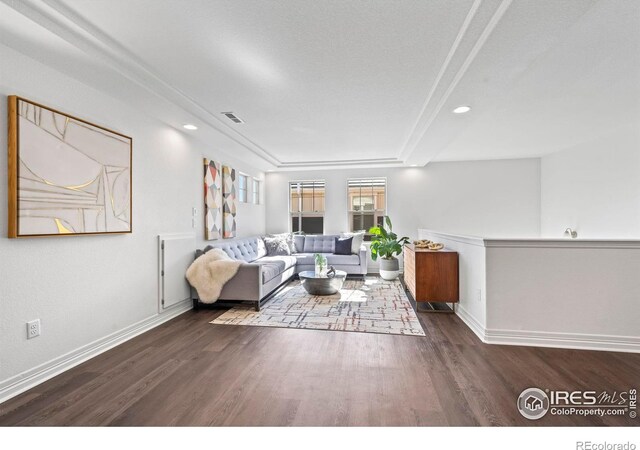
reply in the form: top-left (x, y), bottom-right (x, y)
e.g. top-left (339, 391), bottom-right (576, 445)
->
top-left (359, 245), bottom-right (368, 274)
top-left (217, 263), bottom-right (263, 301)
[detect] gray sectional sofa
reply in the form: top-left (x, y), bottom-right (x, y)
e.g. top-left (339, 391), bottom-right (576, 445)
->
top-left (192, 234), bottom-right (367, 311)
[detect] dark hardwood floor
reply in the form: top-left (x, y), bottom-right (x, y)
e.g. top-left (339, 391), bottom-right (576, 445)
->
top-left (1, 307), bottom-right (638, 426)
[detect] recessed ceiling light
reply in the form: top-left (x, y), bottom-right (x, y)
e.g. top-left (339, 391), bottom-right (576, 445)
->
top-left (183, 124), bottom-right (198, 130)
top-left (410, 164), bottom-right (418, 167)
top-left (453, 106), bottom-right (471, 114)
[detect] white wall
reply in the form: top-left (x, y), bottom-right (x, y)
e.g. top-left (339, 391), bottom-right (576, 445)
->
top-left (419, 230), bottom-right (640, 353)
top-left (418, 230), bottom-right (487, 333)
top-left (0, 43), bottom-right (265, 395)
top-left (541, 126), bottom-right (640, 238)
top-left (266, 158), bottom-right (542, 240)
top-left (485, 240), bottom-right (640, 352)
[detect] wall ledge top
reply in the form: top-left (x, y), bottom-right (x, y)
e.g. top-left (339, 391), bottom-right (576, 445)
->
top-left (418, 229), bottom-right (640, 249)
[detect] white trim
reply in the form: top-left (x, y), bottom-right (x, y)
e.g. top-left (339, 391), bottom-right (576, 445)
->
top-left (454, 307), bottom-right (640, 353)
top-left (401, 0), bottom-right (513, 162)
top-left (278, 157), bottom-right (403, 168)
top-left (157, 233), bottom-right (196, 313)
top-left (0, 300), bottom-right (193, 405)
top-left (399, 0), bottom-right (481, 158)
top-left (483, 238), bottom-right (640, 249)
top-left (418, 229), bottom-right (640, 249)
top-left (483, 328), bottom-right (640, 353)
top-left (455, 304), bottom-right (486, 341)
top-left (2, 0), bottom-right (280, 166)
top-left (417, 229), bottom-right (486, 246)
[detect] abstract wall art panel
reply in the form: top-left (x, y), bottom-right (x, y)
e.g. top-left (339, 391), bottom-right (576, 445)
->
top-left (7, 96), bottom-right (132, 238)
top-left (222, 165), bottom-right (237, 239)
top-left (203, 158), bottom-right (222, 240)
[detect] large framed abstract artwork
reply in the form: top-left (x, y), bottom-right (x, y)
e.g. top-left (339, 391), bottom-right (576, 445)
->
top-left (7, 96), bottom-right (132, 238)
top-left (203, 158), bottom-right (222, 240)
top-left (222, 165), bottom-right (237, 238)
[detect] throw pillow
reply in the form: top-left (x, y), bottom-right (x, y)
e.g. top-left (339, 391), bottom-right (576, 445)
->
top-left (263, 236), bottom-right (291, 256)
top-left (267, 233), bottom-right (297, 254)
top-left (195, 245), bottom-right (215, 260)
top-left (334, 236), bottom-right (353, 255)
top-left (341, 232), bottom-right (365, 254)
top-left (293, 234), bottom-right (305, 253)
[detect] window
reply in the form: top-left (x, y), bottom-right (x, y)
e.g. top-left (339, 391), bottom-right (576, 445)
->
top-left (238, 174), bottom-right (248, 203)
top-left (252, 178), bottom-right (260, 205)
top-left (347, 178), bottom-right (386, 238)
top-left (289, 181), bottom-right (325, 234)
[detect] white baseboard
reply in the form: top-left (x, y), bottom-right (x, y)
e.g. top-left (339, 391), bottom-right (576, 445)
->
top-left (483, 329), bottom-right (640, 353)
top-left (0, 299), bottom-right (193, 404)
top-left (455, 306), bottom-right (640, 353)
top-left (455, 304), bottom-right (486, 341)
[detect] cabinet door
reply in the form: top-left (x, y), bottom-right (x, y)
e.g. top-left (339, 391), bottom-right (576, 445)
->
top-left (403, 248), bottom-right (416, 297)
top-left (415, 253), bottom-right (459, 302)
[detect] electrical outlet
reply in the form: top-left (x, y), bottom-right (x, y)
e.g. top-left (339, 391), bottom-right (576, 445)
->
top-left (27, 319), bottom-right (40, 339)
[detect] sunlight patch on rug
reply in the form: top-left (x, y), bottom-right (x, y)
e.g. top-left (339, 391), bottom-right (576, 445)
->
top-left (210, 277), bottom-right (425, 336)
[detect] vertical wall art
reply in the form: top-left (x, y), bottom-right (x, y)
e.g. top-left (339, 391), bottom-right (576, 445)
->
top-left (7, 96), bottom-right (132, 238)
top-left (222, 165), bottom-right (237, 238)
top-left (203, 158), bottom-right (222, 240)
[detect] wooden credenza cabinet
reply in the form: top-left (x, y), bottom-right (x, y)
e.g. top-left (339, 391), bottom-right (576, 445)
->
top-left (403, 244), bottom-right (459, 303)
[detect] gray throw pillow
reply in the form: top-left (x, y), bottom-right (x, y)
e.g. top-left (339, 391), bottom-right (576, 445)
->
top-left (293, 234), bottom-right (305, 253)
top-left (267, 233), bottom-right (296, 254)
top-left (263, 236), bottom-right (291, 256)
top-left (195, 245), bottom-right (215, 260)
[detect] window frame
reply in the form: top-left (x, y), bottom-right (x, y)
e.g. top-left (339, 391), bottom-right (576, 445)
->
top-left (346, 177), bottom-right (387, 238)
top-left (252, 178), bottom-right (260, 205)
top-left (238, 173), bottom-right (249, 203)
top-left (288, 180), bottom-right (325, 234)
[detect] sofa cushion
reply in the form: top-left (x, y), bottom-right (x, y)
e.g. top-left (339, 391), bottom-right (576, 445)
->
top-left (334, 237), bottom-right (353, 255)
top-left (258, 256), bottom-right (296, 283)
top-left (208, 237), bottom-right (266, 262)
top-left (293, 253), bottom-right (315, 265)
top-left (326, 254), bottom-right (361, 266)
top-left (294, 253), bottom-right (360, 266)
top-left (302, 235), bottom-right (338, 253)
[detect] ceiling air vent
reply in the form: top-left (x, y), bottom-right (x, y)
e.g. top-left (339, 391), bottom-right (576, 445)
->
top-left (221, 112), bottom-right (244, 124)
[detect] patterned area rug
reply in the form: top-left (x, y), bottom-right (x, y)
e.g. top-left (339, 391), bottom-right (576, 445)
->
top-left (211, 277), bottom-right (425, 336)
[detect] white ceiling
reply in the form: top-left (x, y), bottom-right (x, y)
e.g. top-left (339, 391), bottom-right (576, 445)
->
top-left (1, 0), bottom-right (638, 170)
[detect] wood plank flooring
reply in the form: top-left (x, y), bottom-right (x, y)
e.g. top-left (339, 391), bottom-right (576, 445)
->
top-left (1, 308), bottom-right (638, 426)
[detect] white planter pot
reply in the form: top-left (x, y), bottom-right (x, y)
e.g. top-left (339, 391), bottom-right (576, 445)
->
top-left (379, 257), bottom-right (400, 281)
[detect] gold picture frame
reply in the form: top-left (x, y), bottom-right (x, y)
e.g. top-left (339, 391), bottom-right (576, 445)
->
top-left (8, 96), bottom-right (133, 238)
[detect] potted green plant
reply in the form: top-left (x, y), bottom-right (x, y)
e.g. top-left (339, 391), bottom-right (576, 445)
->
top-left (314, 253), bottom-right (328, 276)
top-left (369, 216), bottom-right (410, 280)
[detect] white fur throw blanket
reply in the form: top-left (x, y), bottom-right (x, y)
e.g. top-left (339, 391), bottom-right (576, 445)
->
top-left (186, 248), bottom-right (243, 304)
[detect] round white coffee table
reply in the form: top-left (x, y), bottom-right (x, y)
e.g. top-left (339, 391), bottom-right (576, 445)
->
top-left (299, 270), bottom-right (347, 295)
